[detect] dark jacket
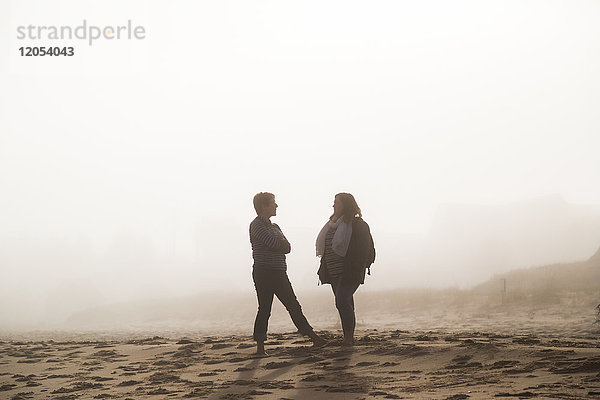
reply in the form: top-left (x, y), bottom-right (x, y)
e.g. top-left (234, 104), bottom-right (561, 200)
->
top-left (317, 217), bottom-right (375, 285)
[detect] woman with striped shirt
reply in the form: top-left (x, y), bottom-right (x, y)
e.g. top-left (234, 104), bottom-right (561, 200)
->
top-left (250, 192), bottom-right (327, 355)
top-left (316, 193), bottom-right (375, 346)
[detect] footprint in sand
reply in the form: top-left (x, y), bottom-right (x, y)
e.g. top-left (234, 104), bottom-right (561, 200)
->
top-left (263, 361), bottom-right (292, 369)
top-left (490, 360), bottom-right (520, 369)
top-left (147, 371), bottom-right (182, 384)
top-left (451, 355), bottom-right (472, 363)
top-left (10, 392), bottom-right (35, 400)
top-left (147, 387), bottom-right (177, 395)
top-left (356, 361), bottom-right (379, 367)
top-left (300, 373), bottom-right (323, 382)
top-left (212, 343), bottom-right (234, 350)
top-left (247, 389), bottom-right (272, 395)
top-left (117, 380), bottom-right (142, 387)
top-left (550, 358), bottom-right (600, 374)
top-left (494, 391), bottom-right (536, 398)
top-left (370, 391), bottom-right (402, 399)
top-left (198, 371), bottom-right (219, 376)
top-left (260, 381), bottom-right (294, 389)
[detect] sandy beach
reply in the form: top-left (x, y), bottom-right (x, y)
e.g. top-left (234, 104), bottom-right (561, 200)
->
top-left (2, 256), bottom-right (600, 399)
top-left (2, 318), bottom-right (599, 400)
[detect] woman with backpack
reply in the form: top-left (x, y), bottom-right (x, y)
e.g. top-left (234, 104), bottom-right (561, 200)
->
top-left (316, 193), bottom-right (375, 347)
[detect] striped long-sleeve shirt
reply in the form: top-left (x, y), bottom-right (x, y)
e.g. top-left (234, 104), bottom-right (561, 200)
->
top-left (324, 226), bottom-right (345, 279)
top-left (250, 216), bottom-right (291, 270)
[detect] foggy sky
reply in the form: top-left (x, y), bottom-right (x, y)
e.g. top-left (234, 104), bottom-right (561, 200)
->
top-left (1, 0), bottom-right (600, 327)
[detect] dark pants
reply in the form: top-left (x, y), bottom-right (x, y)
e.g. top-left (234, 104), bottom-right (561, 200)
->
top-left (252, 268), bottom-right (313, 342)
top-left (331, 277), bottom-right (360, 335)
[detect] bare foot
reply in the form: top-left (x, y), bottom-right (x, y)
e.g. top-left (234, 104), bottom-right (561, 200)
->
top-left (308, 330), bottom-right (327, 348)
top-left (312, 337), bottom-right (328, 348)
top-left (255, 341), bottom-right (268, 357)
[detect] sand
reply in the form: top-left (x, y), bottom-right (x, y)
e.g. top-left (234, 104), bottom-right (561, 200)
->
top-left (1, 287), bottom-right (600, 399)
top-left (1, 326), bottom-right (599, 400)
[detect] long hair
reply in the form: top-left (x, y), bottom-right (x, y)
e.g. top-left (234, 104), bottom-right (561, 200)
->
top-left (331, 192), bottom-right (362, 222)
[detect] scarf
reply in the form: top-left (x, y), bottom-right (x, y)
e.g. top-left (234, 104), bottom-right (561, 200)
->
top-left (316, 216), bottom-right (353, 258)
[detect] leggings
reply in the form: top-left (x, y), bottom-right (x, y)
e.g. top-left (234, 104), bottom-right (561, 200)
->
top-left (331, 276), bottom-right (360, 334)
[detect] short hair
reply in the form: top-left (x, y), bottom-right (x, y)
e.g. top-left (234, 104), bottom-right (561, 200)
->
top-left (253, 192), bottom-right (275, 214)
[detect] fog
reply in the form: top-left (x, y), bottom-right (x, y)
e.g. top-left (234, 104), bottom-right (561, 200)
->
top-left (1, 0), bottom-right (600, 330)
